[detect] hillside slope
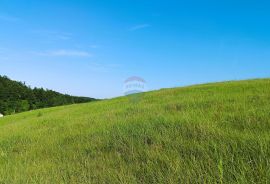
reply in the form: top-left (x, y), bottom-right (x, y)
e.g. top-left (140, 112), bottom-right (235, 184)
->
top-left (0, 79), bottom-right (269, 183)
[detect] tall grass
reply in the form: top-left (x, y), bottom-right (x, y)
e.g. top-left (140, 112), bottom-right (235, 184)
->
top-left (0, 79), bottom-right (269, 183)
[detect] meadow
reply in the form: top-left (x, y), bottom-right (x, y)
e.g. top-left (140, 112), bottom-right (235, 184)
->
top-left (0, 79), bottom-right (269, 183)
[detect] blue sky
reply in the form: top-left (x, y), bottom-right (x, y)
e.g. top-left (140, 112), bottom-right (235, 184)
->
top-left (0, 0), bottom-right (270, 98)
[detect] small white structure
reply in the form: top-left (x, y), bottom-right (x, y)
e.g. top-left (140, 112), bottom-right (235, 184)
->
top-left (0, 113), bottom-right (3, 118)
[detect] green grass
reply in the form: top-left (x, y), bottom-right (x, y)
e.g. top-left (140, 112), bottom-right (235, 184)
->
top-left (0, 79), bottom-right (270, 183)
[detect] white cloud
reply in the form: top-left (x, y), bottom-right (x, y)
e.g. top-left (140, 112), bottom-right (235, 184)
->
top-left (57, 35), bottom-right (72, 40)
top-left (36, 49), bottom-right (92, 57)
top-left (129, 24), bottom-right (151, 31)
top-left (86, 62), bottom-right (121, 73)
top-left (90, 45), bottom-right (100, 49)
top-left (0, 14), bottom-right (19, 22)
top-left (31, 29), bottom-right (73, 41)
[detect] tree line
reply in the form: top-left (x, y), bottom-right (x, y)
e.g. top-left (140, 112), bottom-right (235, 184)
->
top-left (0, 75), bottom-right (96, 115)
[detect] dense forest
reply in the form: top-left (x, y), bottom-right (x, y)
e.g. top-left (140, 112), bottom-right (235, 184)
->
top-left (0, 75), bottom-right (96, 115)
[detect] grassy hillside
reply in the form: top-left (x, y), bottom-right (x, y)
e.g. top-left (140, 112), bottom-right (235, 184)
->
top-left (0, 79), bottom-right (269, 183)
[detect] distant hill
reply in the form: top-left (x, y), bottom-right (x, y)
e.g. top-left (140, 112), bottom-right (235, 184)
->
top-left (0, 75), bottom-right (97, 115)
